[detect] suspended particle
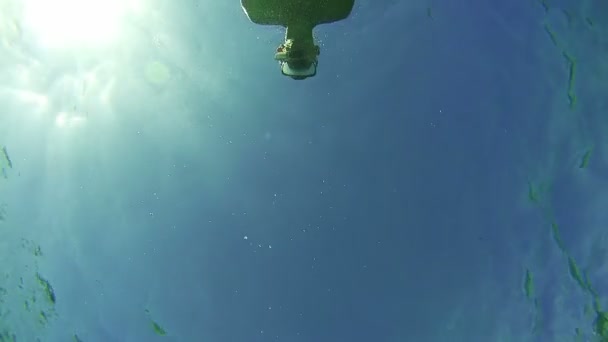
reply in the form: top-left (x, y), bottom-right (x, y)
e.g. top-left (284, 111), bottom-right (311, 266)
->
top-left (0, 331), bottom-right (16, 342)
top-left (151, 321), bottom-right (167, 336)
top-left (567, 256), bottom-right (587, 291)
top-left (595, 311), bottom-right (608, 339)
top-left (563, 51), bottom-right (576, 64)
top-left (523, 269), bottom-right (535, 300)
top-left (544, 24), bottom-right (559, 48)
top-left (537, 0), bottom-right (549, 12)
top-left (568, 92), bottom-right (577, 109)
top-left (527, 181), bottom-right (539, 203)
top-left (145, 309), bottom-right (167, 336)
top-left (35, 273), bottom-right (56, 305)
top-left (39, 310), bottom-right (49, 326)
top-left (551, 222), bottom-right (566, 252)
top-left (561, 9), bottom-right (576, 26)
top-left (1, 147), bottom-right (12, 169)
top-left (579, 148), bottom-right (593, 168)
top-left (584, 270), bottom-right (599, 298)
top-left (565, 56), bottom-right (577, 109)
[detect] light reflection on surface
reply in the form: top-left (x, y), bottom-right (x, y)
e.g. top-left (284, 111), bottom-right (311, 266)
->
top-left (0, 0), bottom-right (139, 130)
top-left (22, 0), bottom-right (139, 48)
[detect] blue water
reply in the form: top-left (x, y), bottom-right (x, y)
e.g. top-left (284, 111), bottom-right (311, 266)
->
top-left (0, 0), bottom-right (607, 341)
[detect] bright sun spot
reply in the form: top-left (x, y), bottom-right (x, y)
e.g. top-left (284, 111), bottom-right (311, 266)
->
top-left (55, 112), bottom-right (86, 128)
top-left (23, 0), bottom-right (136, 48)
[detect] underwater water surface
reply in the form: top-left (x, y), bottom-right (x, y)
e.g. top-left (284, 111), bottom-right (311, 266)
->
top-left (0, 0), bottom-right (607, 341)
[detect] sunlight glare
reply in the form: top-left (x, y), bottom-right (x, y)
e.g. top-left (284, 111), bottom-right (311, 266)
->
top-left (15, 89), bottom-right (49, 110)
top-left (55, 112), bottom-right (86, 128)
top-left (23, 0), bottom-right (135, 47)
